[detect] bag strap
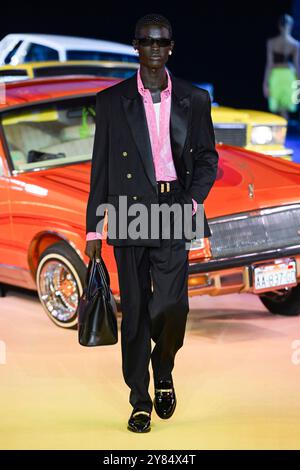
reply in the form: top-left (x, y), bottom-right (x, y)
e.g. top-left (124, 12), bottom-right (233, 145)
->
top-left (96, 259), bottom-right (109, 296)
top-left (85, 257), bottom-right (97, 298)
top-left (85, 256), bottom-right (111, 298)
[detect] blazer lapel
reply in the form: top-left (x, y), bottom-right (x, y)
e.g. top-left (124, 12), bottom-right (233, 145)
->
top-left (169, 72), bottom-right (191, 165)
top-left (121, 73), bottom-right (158, 194)
top-left (121, 70), bottom-right (191, 194)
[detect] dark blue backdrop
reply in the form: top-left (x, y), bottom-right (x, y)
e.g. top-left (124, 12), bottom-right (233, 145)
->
top-left (1, 0), bottom-right (298, 110)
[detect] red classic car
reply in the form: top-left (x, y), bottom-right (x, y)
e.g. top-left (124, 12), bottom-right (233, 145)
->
top-left (1, 76), bottom-right (300, 328)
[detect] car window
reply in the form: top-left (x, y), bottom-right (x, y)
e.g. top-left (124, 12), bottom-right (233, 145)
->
top-left (24, 43), bottom-right (59, 62)
top-left (0, 69), bottom-right (29, 83)
top-left (1, 97), bottom-right (97, 172)
top-left (33, 64), bottom-right (137, 79)
top-left (66, 50), bottom-right (139, 63)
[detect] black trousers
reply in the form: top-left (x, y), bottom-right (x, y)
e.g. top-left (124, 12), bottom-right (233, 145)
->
top-left (113, 187), bottom-right (190, 413)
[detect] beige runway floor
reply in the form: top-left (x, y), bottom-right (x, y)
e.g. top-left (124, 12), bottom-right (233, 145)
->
top-left (0, 287), bottom-right (300, 450)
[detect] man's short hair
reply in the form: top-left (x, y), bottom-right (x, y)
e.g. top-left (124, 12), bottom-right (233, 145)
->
top-left (135, 13), bottom-right (172, 39)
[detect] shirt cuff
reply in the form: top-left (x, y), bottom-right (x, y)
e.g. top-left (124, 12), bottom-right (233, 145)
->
top-left (86, 232), bottom-right (103, 241)
top-left (192, 198), bottom-right (197, 216)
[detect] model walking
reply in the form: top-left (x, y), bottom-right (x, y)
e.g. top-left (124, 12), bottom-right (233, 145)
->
top-left (85, 13), bottom-right (219, 432)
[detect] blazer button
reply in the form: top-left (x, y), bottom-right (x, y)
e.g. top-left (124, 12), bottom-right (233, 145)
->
top-left (186, 170), bottom-right (190, 174)
top-left (122, 151), bottom-right (128, 157)
top-left (132, 195), bottom-right (138, 200)
top-left (190, 148), bottom-right (193, 153)
top-left (126, 173), bottom-right (132, 179)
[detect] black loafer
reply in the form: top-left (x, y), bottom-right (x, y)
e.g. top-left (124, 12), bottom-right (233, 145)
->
top-left (153, 379), bottom-right (177, 419)
top-left (127, 409), bottom-right (151, 433)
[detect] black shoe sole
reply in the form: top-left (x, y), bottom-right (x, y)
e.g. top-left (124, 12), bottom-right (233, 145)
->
top-left (127, 424), bottom-right (151, 433)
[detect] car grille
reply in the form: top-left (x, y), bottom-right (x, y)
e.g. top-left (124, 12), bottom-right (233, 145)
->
top-left (209, 205), bottom-right (300, 258)
top-left (214, 124), bottom-right (247, 147)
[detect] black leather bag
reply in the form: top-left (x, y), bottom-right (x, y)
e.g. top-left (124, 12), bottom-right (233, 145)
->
top-left (77, 257), bottom-right (118, 346)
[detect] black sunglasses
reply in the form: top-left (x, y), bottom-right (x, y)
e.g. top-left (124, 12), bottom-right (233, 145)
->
top-left (135, 37), bottom-right (172, 47)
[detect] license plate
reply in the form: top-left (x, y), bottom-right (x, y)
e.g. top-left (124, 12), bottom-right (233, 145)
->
top-left (252, 258), bottom-right (297, 293)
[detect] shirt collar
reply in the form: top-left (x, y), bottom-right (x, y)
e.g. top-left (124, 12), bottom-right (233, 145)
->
top-left (137, 66), bottom-right (172, 98)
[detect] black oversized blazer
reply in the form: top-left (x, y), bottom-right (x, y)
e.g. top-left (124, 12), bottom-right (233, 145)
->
top-left (86, 69), bottom-right (219, 247)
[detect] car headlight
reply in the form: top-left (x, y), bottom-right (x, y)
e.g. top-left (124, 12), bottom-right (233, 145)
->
top-left (251, 125), bottom-right (286, 145)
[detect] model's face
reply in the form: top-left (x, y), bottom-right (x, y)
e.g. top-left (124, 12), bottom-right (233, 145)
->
top-left (132, 24), bottom-right (174, 69)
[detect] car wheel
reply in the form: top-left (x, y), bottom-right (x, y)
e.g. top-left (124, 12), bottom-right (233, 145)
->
top-left (259, 284), bottom-right (300, 316)
top-left (36, 241), bottom-right (86, 329)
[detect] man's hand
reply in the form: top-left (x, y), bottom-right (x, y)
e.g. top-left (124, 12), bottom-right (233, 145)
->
top-left (176, 189), bottom-right (194, 207)
top-left (84, 239), bottom-right (102, 262)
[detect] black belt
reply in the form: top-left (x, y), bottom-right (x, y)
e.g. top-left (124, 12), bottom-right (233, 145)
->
top-left (157, 179), bottom-right (181, 193)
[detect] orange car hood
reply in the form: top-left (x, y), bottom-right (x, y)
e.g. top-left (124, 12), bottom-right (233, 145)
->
top-left (208, 145), bottom-right (300, 217)
top-left (18, 144), bottom-right (300, 225)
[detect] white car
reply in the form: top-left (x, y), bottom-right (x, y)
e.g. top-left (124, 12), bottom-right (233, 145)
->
top-left (0, 33), bottom-right (138, 65)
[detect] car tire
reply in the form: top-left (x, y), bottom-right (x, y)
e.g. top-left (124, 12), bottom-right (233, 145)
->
top-left (36, 241), bottom-right (87, 329)
top-left (259, 284), bottom-right (300, 316)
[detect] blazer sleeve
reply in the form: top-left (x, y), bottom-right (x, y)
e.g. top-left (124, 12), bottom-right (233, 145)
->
top-left (185, 90), bottom-right (219, 205)
top-left (85, 92), bottom-right (109, 236)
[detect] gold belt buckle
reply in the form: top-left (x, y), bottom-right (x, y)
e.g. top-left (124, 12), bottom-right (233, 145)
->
top-left (166, 182), bottom-right (170, 192)
top-left (161, 182), bottom-right (164, 193)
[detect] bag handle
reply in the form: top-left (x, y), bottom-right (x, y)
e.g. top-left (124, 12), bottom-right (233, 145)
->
top-left (96, 258), bottom-right (110, 297)
top-left (85, 257), bottom-right (97, 298)
top-left (84, 254), bottom-right (111, 298)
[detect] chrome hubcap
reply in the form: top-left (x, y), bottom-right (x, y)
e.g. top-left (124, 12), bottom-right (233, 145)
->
top-left (38, 260), bottom-right (80, 323)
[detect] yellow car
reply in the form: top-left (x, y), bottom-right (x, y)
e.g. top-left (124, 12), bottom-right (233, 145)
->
top-left (0, 61), bottom-right (292, 160)
top-left (0, 59), bottom-right (139, 81)
top-left (211, 105), bottom-right (292, 160)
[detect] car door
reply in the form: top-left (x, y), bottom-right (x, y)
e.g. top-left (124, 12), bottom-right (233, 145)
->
top-left (0, 150), bottom-right (16, 284)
